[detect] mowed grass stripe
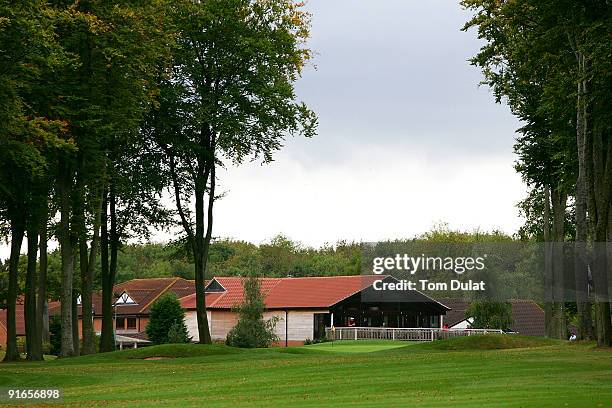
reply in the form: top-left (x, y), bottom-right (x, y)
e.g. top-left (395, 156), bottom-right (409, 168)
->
top-left (0, 336), bottom-right (610, 407)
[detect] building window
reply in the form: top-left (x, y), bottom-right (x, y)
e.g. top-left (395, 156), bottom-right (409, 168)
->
top-left (116, 316), bottom-right (137, 331)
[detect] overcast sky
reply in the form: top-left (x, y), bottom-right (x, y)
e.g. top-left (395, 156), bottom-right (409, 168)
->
top-left (208, 0), bottom-right (525, 247)
top-left (0, 0), bottom-right (526, 259)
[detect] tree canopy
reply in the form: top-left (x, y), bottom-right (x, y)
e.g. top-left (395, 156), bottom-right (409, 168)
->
top-left (0, 0), bottom-right (316, 358)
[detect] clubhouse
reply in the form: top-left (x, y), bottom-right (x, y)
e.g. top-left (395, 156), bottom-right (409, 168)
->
top-left (181, 275), bottom-right (451, 345)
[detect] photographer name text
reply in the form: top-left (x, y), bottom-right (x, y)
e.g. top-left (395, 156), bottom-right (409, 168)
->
top-left (373, 279), bottom-right (486, 291)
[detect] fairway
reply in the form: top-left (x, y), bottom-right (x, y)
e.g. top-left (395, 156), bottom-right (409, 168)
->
top-left (1, 336), bottom-right (611, 407)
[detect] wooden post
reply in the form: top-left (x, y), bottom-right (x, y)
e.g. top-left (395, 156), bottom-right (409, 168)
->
top-left (284, 310), bottom-right (288, 347)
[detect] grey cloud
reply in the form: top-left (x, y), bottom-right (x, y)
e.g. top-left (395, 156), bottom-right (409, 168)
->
top-left (288, 0), bottom-right (520, 166)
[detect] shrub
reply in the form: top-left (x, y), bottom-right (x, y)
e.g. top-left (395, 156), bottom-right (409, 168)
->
top-left (303, 337), bottom-right (328, 345)
top-left (49, 314), bottom-right (61, 355)
top-left (80, 333), bottom-right (101, 353)
top-left (226, 275), bottom-right (279, 348)
top-left (167, 321), bottom-right (190, 344)
top-left (146, 293), bottom-right (190, 345)
top-left (465, 300), bottom-right (513, 331)
top-left (45, 316), bottom-right (101, 355)
top-left (42, 341), bottom-right (51, 355)
top-left (16, 337), bottom-right (26, 354)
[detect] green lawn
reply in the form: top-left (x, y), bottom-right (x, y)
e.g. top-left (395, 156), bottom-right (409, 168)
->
top-left (0, 336), bottom-right (610, 407)
top-left (305, 340), bottom-right (412, 353)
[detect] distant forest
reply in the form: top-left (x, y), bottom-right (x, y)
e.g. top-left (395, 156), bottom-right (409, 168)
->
top-left (1, 226), bottom-right (514, 302)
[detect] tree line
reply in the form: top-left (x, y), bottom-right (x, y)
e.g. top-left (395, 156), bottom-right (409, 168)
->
top-left (1, 229), bottom-right (513, 302)
top-left (0, 234), bottom-right (362, 303)
top-left (0, 0), bottom-right (315, 361)
top-left (462, 0), bottom-right (611, 345)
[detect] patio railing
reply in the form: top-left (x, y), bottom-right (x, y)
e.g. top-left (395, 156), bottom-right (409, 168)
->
top-left (324, 327), bottom-right (504, 342)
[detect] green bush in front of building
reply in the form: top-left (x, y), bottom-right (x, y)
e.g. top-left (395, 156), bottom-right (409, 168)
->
top-left (146, 293), bottom-right (190, 344)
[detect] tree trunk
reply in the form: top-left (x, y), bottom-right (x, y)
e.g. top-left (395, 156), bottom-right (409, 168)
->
top-left (78, 238), bottom-right (93, 354)
top-left (78, 189), bottom-right (101, 355)
top-left (58, 164), bottom-right (75, 357)
top-left (573, 55), bottom-right (595, 340)
top-left (550, 189), bottom-right (567, 340)
top-left (592, 240), bottom-right (611, 346)
top-left (99, 185), bottom-right (119, 351)
top-left (194, 164), bottom-right (212, 344)
top-left (81, 200), bottom-right (101, 355)
top-left (608, 205), bottom-right (612, 337)
top-left (543, 185), bottom-right (554, 337)
top-left (72, 287), bottom-right (80, 355)
top-left (72, 163), bottom-right (86, 354)
top-left (164, 136), bottom-right (214, 344)
top-left (109, 186), bottom-right (119, 333)
top-left (37, 206), bottom-right (49, 345)
top-left (100, 187), bottom-right (115, 352)
top-left (166, 139), bottom-right (213, 345)
top-left (78, 221), bottom-right (91, 354)
top-left (25, 224), bottom-right (42, 360)
top-left (200, 161), bottom-right (215, 343)
top-left (591, 129), bottom-right (611, 347)
top-left (3, 213), bottom-right (25, 361)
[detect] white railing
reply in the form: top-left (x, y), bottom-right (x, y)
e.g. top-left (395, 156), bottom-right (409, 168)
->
top-left (324, 327), bottom-right (504, 342)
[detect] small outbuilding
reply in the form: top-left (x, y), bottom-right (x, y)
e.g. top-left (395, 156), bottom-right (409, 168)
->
top-left (437, 298), bottom-right (546, 336)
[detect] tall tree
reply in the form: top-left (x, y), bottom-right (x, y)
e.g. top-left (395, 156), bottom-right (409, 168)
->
top-left (0, 0), bottom-right (68, 361)
top-left (149, 0), bottom-right (316, 343)
top-left (561, 0), bottom-right (612, 346)
top-left (26, 0), bottom-right (175, 355)
top-left (24, 180), bottom-right (48, 360)
top-left (462, 0), bottom-right (611, 344)
top-left (96, 0), bottom-right (176, 353)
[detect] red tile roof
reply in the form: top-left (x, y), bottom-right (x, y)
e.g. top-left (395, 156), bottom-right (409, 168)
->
top-left (266, 275), bottom-right (387, 308)
top-left (49, 277), bottom-right (196, 317)
top-left (509, 299), bottom-right (546, 336)
top-left (112, 277), bottom-right (195, 314)
top-left (180, 275), bottom-right (418, 310)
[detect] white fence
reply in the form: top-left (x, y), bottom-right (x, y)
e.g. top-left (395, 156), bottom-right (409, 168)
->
top-left (324, 327), bottom-right (503, 342)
